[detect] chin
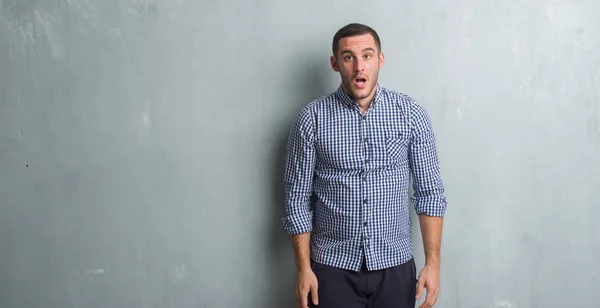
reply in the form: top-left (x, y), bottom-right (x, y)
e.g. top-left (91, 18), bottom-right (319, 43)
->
top-left (343, 80), bottom-right (374, 99)
top-left (351, 91), bottom-right (369, 100)
top-left (352, 87), bottom-right (373, 99)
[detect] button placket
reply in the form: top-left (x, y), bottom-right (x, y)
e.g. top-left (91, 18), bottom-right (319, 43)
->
top-left (360, 114), bottom-right (369, 251)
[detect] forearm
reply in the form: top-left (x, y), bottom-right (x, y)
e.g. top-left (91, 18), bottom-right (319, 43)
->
top-left (418, 214), bottom-right (443, 268)
top-left (291, 232), bottom-right (311, 272)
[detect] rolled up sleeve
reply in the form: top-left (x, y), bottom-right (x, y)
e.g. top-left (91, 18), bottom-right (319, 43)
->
top-left (281, 105), bottom-right (316, 235)
top-left (408, 102), bottom-right (447, 217)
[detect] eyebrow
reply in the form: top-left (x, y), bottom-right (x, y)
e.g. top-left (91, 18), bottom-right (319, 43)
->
top-left (340, 47), bottom-right (376, 54)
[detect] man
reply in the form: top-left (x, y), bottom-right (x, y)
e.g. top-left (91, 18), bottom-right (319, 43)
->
top-left (281, 23), bottom-right (447, 308)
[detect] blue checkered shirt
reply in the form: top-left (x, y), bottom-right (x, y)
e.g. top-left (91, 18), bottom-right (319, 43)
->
top-left (281, 84), bottom-right (447, 272)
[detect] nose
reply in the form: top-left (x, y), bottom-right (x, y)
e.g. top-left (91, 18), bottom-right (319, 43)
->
top-left (354, 57), bottom-right (366, 72)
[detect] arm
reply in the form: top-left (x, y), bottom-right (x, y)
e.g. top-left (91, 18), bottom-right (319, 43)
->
top-left (408, 102), bottom-right (447, 261)
top-left (291, 232), bottom-right (311, 272)
top-left (418, 214), bottom-right (443, 268)
top-left (282, 106), bottom-right (320, 307)
top-left (408, 102), bottom-right (446, 307)
top-left (281, 106), bottom-right (317, 272)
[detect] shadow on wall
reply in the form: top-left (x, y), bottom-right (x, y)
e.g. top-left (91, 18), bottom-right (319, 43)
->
top-left (266, 53), bottom-right (333, 308)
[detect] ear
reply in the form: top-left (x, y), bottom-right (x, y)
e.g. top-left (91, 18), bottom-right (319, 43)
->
top-left (330, 55), bottom-right (340, 72)
top-left (378, 52), bottom-right (385, 68)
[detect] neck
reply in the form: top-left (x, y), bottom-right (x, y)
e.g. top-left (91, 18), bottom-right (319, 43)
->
top-left (343, 84), bottom-right (378, 114)
top-left (356, 98), bottom-right (371, 114)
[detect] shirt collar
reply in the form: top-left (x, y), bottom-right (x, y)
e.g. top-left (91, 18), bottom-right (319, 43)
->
top-left (335, 83), bottom-right (383, 108)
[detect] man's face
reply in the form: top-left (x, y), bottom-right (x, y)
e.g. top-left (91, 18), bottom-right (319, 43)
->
top-left (330, 33), bottom-right (384, 102)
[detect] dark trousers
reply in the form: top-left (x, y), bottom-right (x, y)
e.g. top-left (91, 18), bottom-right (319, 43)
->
top-left (309, 258), bottom-right (417, 308)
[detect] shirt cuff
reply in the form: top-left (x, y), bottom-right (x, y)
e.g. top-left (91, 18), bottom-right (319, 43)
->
top-left (412, 195), bottom-right (447, 217)
top-left (281, 210), bottom-right (313, 235)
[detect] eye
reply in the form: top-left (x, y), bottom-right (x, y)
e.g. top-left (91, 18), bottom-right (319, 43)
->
top-left (364, 54), bottom-right (371, 59)
top-left (344, 55), bottom-right (353, 61)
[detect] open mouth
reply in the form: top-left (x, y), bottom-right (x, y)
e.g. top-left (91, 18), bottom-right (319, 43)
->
top-left (355, 76), bottom-right (367, 87)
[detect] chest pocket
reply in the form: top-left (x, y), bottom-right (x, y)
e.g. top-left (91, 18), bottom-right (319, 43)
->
top-left (385, 131), bottom-right (410, 164)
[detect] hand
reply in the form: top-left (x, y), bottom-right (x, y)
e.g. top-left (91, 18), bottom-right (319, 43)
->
top-left (415, 265), bottom-right (440, 308)
top-left (295, 268), bottom-right (318, 308)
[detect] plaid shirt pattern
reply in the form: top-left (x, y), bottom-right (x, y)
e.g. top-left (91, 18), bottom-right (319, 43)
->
top-left (282, 84), bottom-right (447, 271)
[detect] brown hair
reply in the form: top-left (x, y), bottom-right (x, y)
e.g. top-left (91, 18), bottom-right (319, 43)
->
top-left (332, 23), bottom-right (382, 56)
